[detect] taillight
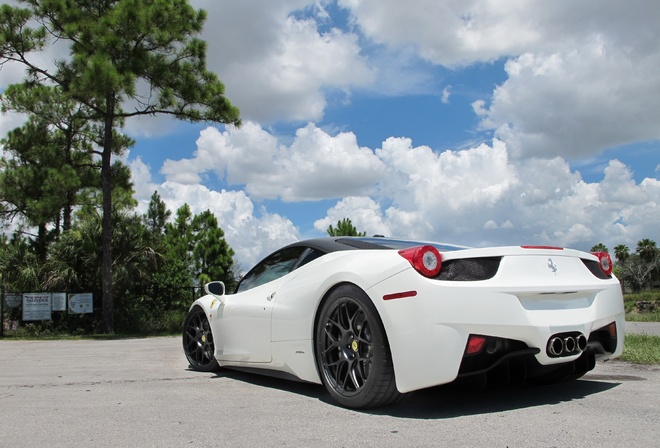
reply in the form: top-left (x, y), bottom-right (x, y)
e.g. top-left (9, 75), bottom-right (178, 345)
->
top-left (593, 251), bottom-right (613, 276)
top-left (398, 245), bottom-right (442, 277)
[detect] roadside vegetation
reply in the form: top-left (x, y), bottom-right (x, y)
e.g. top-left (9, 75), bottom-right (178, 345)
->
top-left (621, 291), bottom-right (660, 365)
top-left (623, 291), bottom-right (660, 322)
top-left (621, 334), bottom-right (660, 364)
top-left (1, 192), bottom-right (237, 336)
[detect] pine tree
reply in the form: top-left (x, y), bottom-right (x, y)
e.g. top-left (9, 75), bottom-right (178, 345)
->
top-left (190, 210), bottom-right (235, 289)
top-left (1, 1), bottom-right (240, 332)
top-left (327, 218), bottom-right (367, 237)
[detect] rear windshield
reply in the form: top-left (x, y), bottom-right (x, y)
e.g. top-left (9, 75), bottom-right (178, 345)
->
top-left (336, 237), bottom-right (467, 252)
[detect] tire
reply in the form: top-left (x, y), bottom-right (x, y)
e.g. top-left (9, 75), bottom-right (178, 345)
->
top-left (183, 306), bottom-right (219, 372)
top-left (315, 284), bottom-right (401, 408)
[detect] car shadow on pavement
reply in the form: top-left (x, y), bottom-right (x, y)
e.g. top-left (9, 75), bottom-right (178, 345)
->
top-left (206, 367), bottom-right (328, 400)
top-left (378, 379), bottom-right (620, 419)
top-left (201, 367), bottom-right (621, 418)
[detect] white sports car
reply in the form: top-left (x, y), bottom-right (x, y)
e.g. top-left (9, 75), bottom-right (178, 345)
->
top-left (182, 237), bottom-right (624, 408)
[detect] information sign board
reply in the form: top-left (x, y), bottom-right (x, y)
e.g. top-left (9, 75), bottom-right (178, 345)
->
top-left (23, 293), bottom-right (52, 321)
top-left (68, 293), bottom-right (93, 314)
top-left (52, 293), bottom-right (67, 312)
top-left (4, 294), bottom-right (22, 309)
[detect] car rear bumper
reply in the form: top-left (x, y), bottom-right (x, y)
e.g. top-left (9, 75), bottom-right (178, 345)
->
top-left (367, 268), bottom-right (625, 393)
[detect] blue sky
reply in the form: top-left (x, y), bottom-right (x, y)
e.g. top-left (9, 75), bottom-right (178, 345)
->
top-left (2, 0), bottom-right (659, 269)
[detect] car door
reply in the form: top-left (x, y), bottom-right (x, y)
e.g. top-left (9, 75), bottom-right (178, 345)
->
top-left (214, 246), bottom-right (308, 363)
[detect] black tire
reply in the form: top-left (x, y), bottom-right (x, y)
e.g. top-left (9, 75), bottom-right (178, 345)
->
top-left (183, 306), bottom-right (219, 372)
top-left (315, 284), bottom-right (402, 408)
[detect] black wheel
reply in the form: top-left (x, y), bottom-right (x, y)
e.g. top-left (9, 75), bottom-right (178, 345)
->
top-left (183, 306), bottom-right (219, 372)
top-left (315, 284), bottom-right (402, 408)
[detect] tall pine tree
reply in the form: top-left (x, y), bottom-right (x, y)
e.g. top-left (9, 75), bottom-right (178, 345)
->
top-left (1, 0), bottom-right (240, 332)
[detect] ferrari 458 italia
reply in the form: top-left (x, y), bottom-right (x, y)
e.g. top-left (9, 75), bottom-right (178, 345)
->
top-left (183, 237), bottom-right (623, 408)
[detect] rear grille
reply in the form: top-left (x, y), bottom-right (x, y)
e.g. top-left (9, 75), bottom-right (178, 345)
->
top-left (437, 257), bottom-right (502, 281)
top-left (582, 259), bottom-right (611, 279)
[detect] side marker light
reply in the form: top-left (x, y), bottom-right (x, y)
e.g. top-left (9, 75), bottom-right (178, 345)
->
top-left (383, 291), bottom-right (418, 301)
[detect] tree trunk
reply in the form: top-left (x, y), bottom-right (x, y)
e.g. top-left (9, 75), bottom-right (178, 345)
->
top-left (620, 261), bottom-right (626, 294)
top-left (101, 98), bottom-right (115, 334)
top-left (63, 126), bottom-right (73, 232)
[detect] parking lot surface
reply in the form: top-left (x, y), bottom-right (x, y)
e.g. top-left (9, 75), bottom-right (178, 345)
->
top-left (1, 336), bottom-right (658, 447)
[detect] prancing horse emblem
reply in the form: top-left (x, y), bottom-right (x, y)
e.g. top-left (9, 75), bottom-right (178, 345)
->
top-left (547, 258), bottom-right (558, 274)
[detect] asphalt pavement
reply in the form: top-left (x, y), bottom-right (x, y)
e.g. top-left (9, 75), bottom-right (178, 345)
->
top-left (624, 321), bottom-right (660, 336)
top-left (1, 334), bottom-right (659, 447)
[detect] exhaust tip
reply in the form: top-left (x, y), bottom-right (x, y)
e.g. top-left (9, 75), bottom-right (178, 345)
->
top-left (547, 332), bottom-right (588, 357)
top-left (564, 336), bottom-right (577, 353)
top-left (548, 337), bottom-right (564, 356)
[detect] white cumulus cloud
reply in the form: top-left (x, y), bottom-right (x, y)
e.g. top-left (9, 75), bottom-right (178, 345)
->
top-left (131, 156), bottom-right (299, 269)
top-left (152, 123), bottom-right (659, 263)
top-left (339, 0), bottom-right (660, 158)
top-left (161, 122), bottom-right (387, 202)
top-left (192, 0), bottom-right (373, 123)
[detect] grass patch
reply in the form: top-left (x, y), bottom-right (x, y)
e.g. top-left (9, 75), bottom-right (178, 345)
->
top-left (625, 310), bottom-right (660, 322)
top-left (623, 290), bottom-right (659, 322)
top-left (620, 334), bottom-right (660, 364)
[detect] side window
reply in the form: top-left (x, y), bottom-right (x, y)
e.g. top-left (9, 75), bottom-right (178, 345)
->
top-left (236, 246), bottom-right (307, 293)
top-left (294, 248), bottom-right (324, 269)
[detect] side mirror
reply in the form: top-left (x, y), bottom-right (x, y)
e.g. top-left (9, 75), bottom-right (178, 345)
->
top-left (204, 281), bottom-right (226, 298)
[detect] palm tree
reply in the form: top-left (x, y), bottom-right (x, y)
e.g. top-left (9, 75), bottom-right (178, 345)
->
top-left (0, 234), bottom-right (42, 292)
top-left (636, 239), bottom-right (658, 262)
top-left (591, 243), bottom-right (608, 253)
top-left (45, 210), bottom-right (157, 331)
top-left (614, 244), bottom-right (630, 263)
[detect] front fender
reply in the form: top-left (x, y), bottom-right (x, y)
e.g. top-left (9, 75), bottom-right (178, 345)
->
top-left (189, 294), bottom-right (224, 322)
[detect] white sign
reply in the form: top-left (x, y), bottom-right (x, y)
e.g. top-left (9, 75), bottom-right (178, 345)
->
top-left (52, 293), bottom-right (67, 312)
top-left (4, 294), bottom-right (22, 309)
top-left (68, 293), bottom-right (93, 314)
top-left (23, 293), bottom-right (52, 321)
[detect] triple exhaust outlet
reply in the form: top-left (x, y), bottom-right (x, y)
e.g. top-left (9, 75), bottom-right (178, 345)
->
top-left (547, 333), bottom-right (588, 357)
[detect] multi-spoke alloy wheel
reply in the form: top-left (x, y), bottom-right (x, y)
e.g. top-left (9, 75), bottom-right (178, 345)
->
top-left (315, 285), bottom-right (401, 408)
top-left (183, 306), bottom-right (219, 372)
top-left (320, 298), bottom-right (373, 395)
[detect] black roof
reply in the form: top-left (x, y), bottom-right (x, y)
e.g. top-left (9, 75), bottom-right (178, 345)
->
top-left (282, 237), bottom-right (466, 254)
